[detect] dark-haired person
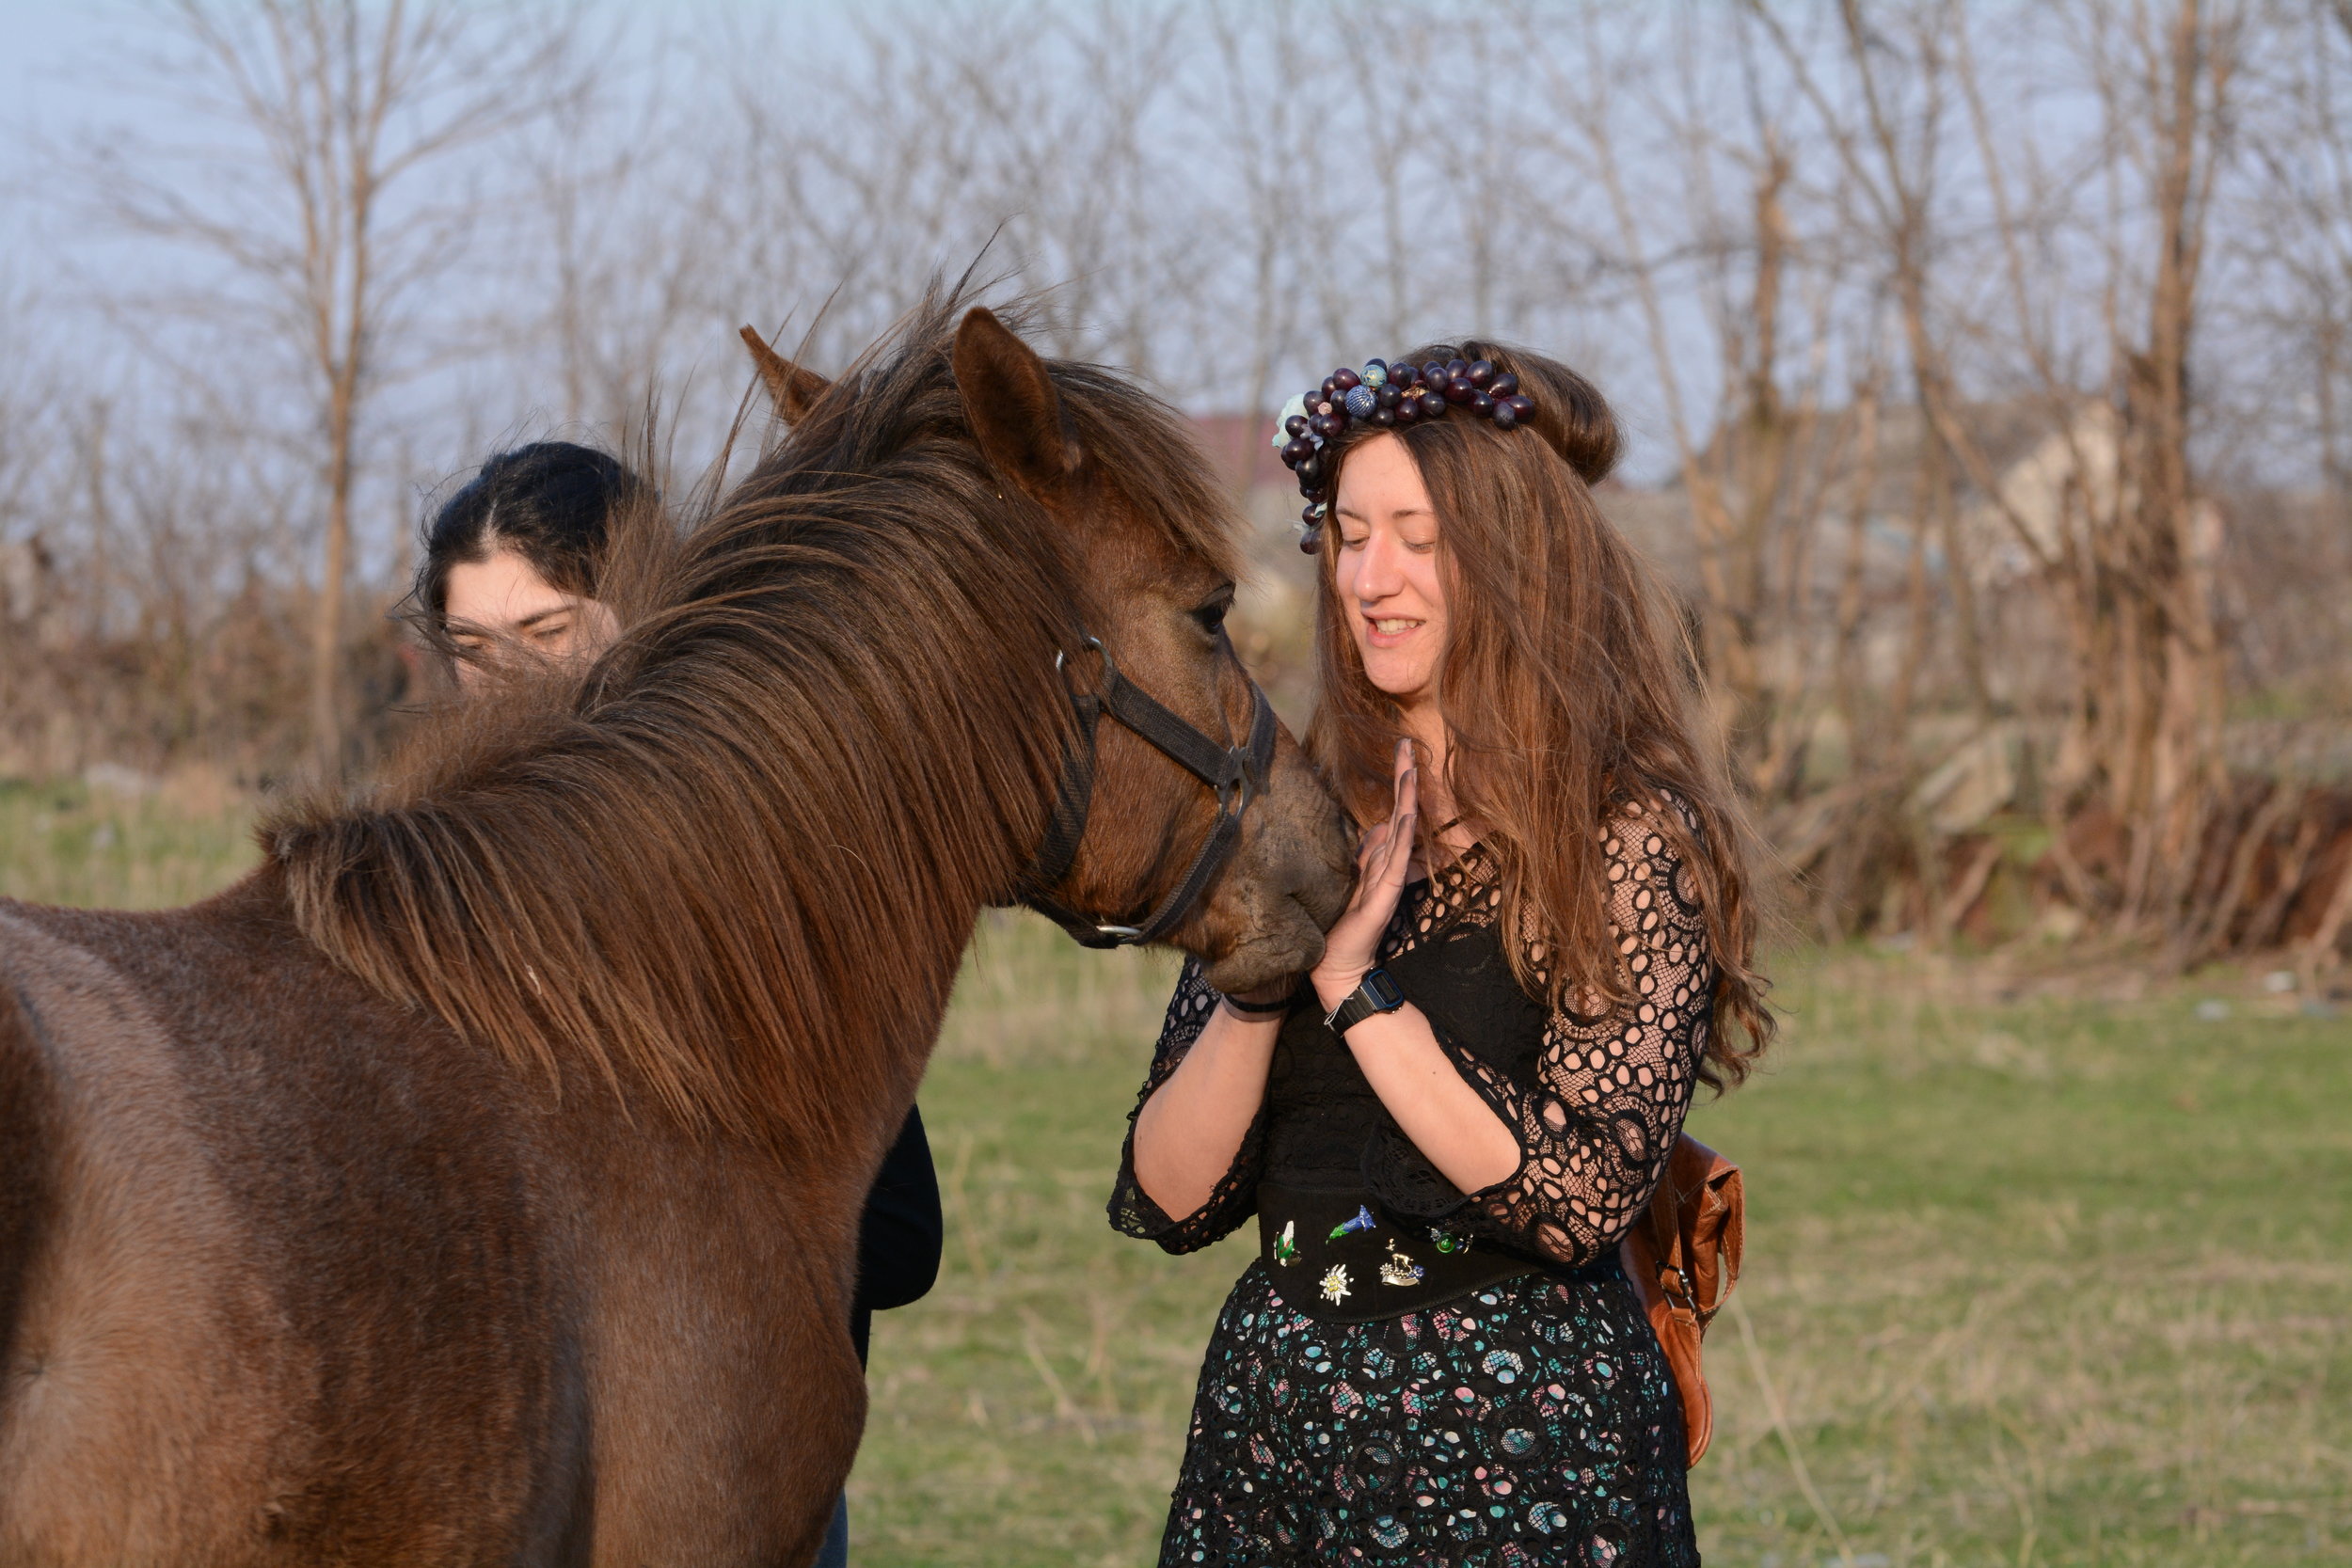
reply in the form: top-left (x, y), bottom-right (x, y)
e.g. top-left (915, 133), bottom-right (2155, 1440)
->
top-left (1109, 348), bottom-right (1772, 1565)
top-left (419, 440), bottom-right (942, 1567)
top-left (419, 439), bottom-right (638, 683)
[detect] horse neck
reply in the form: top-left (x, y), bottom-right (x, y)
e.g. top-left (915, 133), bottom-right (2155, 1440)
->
top-left (267, 486), bottom-right (1078, 1164)
top-left (776, 532), bottom-right (1072, 1085)
top-left (636, 491), bottom-right (1080, 1161)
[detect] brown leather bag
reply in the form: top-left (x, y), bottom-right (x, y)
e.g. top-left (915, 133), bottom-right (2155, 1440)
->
top-left (1617, 1133), bottom-right (1743, 1466)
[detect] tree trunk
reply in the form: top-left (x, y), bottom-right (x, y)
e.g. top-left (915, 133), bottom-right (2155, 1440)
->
top-left (2098, 0), bottom-right (2231, 927)
top-left (311, 443), bottom-right (351, 780)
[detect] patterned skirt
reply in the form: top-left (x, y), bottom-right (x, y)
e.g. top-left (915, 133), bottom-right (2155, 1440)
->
top-left (1158, 1259), bottom-right (1698, 1568)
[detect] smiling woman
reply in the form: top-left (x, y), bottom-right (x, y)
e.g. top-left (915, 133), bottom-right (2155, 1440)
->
top-left (1330, 435), bottom-right (1450, 705)
top-left (1111, 341), bottom-right (1776, 1567)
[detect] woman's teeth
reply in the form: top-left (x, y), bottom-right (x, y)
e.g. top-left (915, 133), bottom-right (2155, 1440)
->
top-left (1372, 619), bottom-right (1420, 634)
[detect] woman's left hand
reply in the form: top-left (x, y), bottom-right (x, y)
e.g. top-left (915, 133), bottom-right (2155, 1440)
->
top-left (1311, 739), bottom-right (1419, 1012)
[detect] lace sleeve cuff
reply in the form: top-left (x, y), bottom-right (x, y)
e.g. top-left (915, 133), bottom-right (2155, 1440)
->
top-left (1358, 1023), bottom-right (1534, 1239)
top-left (1109, 1125), bottom-right (1265, 1254)
top-left (1105, 959), bottom-right (1266, 1254)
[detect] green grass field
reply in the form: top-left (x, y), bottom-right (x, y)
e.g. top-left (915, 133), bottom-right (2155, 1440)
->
top-left (6, 785), bottom-right (2347, 1566)
top-left (0, 772), bottom-right (257, 910)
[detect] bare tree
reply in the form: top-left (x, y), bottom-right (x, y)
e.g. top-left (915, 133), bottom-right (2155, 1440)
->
top-left (1530, 8), bottom-right (1855, 791)
top-left (77, 0), bottom-right (585, 777)
top-left (8, 0), bottom-right (2348, 962)
top-left (2092, 0), bottom-right (2240, 920)
top-left (1200, 2), bottom-right (1345, 436)
top-left (1939, 0), bottom-right (2244, 927)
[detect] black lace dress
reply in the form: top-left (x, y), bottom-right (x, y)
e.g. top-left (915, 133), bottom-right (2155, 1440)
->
top-left (1109, 796), bottom-right (1713, 1568)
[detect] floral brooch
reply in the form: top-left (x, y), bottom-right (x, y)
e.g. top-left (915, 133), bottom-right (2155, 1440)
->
top-left (1321, 1264), bottom-right (1353, 1305)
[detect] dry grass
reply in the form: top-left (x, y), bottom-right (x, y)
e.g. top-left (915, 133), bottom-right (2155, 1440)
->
top-left (8, 790), bottom-right (2345, 1564)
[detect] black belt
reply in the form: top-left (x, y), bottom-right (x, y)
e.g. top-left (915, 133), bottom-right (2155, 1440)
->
top-left (1255, 1183), bottom-right (1550, 1324)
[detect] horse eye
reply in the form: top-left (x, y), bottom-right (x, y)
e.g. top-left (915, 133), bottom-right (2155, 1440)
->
top-left (1192, 591), bottom-right (1233, 633)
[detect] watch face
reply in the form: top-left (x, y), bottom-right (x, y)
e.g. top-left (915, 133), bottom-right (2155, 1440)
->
top-left (1365, 969), bottom-right (1406, 1010)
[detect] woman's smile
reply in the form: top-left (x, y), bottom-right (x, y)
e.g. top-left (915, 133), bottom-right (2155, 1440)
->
top-left (1332, 433), bottom-right (1450, 708)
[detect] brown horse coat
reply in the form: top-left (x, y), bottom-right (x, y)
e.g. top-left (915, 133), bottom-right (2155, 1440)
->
top-left (2, 879), bottom-right (868, 1564)
top-left (0, 299), bottom-right (1349, 1566)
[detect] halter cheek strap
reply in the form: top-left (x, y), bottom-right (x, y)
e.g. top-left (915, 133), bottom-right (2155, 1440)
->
top-left (1015, 634), bottom-right (1279, 949)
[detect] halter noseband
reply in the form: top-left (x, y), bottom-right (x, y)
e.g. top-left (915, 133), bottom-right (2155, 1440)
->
top-left (1014, 631), bottom-right (1279, 949)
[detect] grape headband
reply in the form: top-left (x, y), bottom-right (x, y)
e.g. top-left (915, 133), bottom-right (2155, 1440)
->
top-left (1273, 356), bottom-right (1538, 551)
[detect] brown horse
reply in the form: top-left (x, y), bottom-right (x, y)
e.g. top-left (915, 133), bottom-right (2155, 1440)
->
top-left (0, 300), bottom-right (1350, 1566)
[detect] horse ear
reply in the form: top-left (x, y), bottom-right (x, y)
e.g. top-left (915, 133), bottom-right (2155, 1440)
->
top-left (738, 325), bottom-right (831, 422)
top-left (950, 307), bottom-right (1081, 502)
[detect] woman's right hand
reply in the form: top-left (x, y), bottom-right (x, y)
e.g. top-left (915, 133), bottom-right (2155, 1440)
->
top-left (1311, 738), bottom-right (1419, 1012)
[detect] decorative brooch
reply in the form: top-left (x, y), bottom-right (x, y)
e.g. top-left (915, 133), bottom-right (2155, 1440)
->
top-left (1428, 1227), bottom-right (1472, 1255)
top-left (1380, 1248), bottom-right (1426, 1288)
top-left (1328, 1204), bottom-right (1379, 1241)
top-left (1321, 1264), bottom-right (1353, 1305)
top-left (1272, 356), bottom-right (1539, 552)
top-left (1273, 1220), bottom-right (1299, 1265)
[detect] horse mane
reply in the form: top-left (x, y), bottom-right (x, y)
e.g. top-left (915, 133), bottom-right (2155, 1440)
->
top-left (264, 290), bottom-right (1240, 1148)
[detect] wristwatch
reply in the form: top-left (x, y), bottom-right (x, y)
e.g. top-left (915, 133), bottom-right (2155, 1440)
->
top-left (1325, 968), bottom-right (1406, 1037)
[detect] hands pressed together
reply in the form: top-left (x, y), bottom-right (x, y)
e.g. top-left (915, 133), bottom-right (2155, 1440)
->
top-left (1140, 736), bottom-right (1520, 1223)
top-left (1225, 738), bottom-right (1421, 1019)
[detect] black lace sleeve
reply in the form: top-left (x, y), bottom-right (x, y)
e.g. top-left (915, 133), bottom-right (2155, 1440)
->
top-left (1107, 957), bottom-right (1268, 1254)
top-left (1368, 796), bottom-right (1713, 1266)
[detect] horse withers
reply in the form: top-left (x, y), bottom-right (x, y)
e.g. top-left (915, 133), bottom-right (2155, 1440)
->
top-left (0, 300), bottom-right (1351, 1566)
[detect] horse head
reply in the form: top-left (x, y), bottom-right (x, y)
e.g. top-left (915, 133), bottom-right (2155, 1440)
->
top-left (746, 309), bottom-right (1351, 993)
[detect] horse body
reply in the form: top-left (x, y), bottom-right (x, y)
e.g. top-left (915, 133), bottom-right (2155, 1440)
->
top-left (0, 299), bottom-right (1350, 1564)
top-left (0, 877), bottom-right (872, 1564)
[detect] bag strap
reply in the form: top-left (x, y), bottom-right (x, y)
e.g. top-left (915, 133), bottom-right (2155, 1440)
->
top-left (1624, 1132), bottom-right (1743, 1468)
top-left (1645, 1133), bottom-right (1742, 1335)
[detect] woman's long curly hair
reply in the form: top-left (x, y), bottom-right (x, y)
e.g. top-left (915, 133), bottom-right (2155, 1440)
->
top-left (1305, 340), bottom-right (1773, 1089)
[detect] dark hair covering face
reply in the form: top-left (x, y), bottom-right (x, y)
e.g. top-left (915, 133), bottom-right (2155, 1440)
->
top-left (417, 441), bottom-right (647, 624)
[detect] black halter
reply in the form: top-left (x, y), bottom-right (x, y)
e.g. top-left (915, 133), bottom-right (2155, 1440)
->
top-left (1014, 631), bottom-right (1279, 949)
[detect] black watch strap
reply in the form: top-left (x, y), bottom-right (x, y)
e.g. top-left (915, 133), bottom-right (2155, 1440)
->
top-left (1326, 967), bottom-right (1406, 1037)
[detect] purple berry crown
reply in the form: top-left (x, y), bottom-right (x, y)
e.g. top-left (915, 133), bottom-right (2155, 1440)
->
top-left (1273, 355), bottom-right (1537, 552)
